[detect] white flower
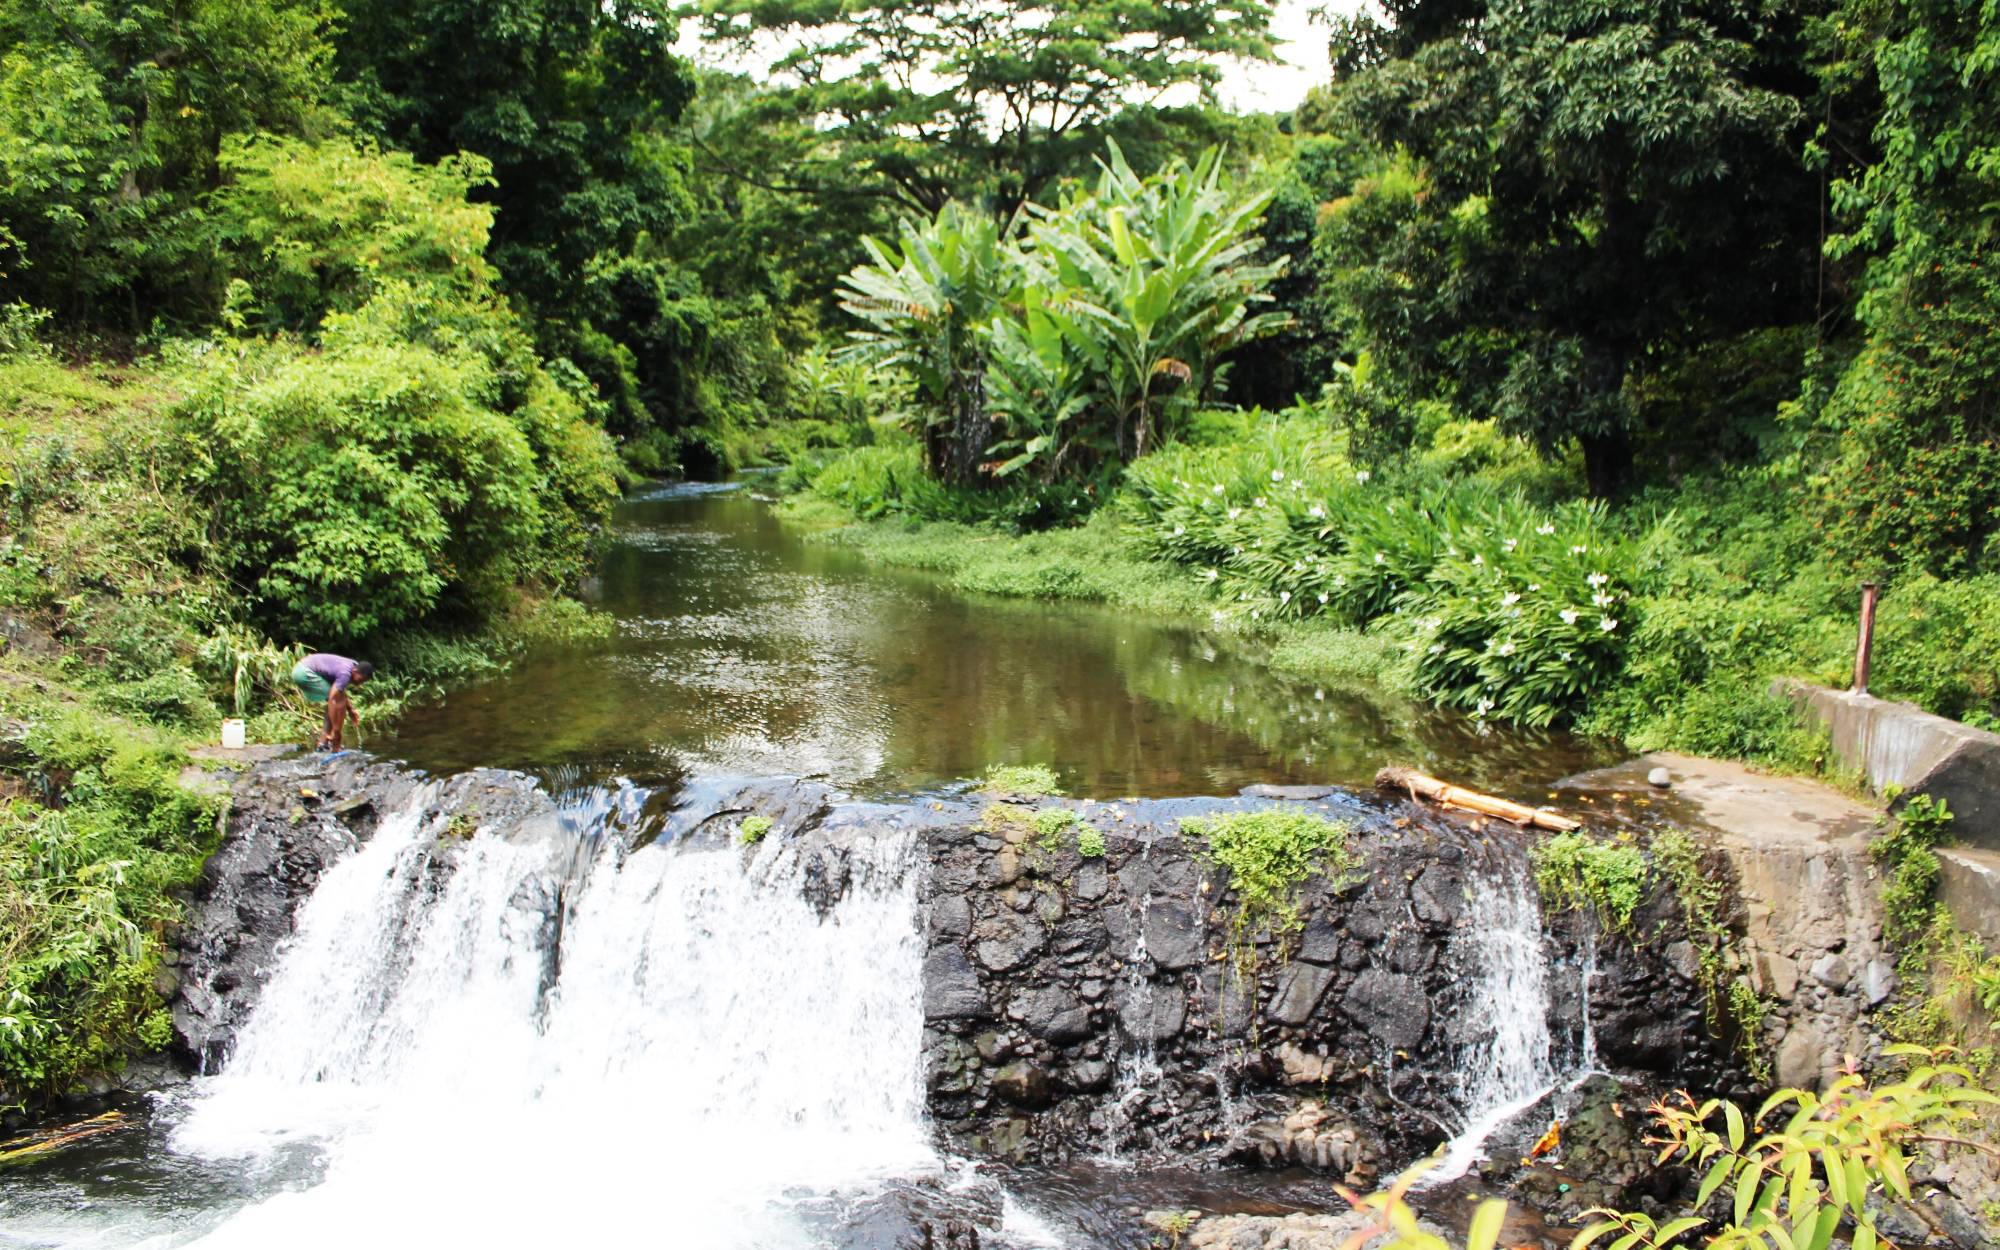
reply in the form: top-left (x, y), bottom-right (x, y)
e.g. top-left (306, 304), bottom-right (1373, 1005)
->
top-left (1279, 590), bottom-right (1292, 604)
top-left (1586, 571), bottom-right (1609, 587)
top-left (1529, 583), bottom-right (1541, 591)
top-left (1429, 642), bottom-right (1446, 655)
top-left (1570, 545), bottom-right (1588, 556)
top-left (1173, 525), bottom-right (1185, 536)
top-left (1374, 551), bottom-right (1387, 565)
top-left (1503, 537), bottom-right (1518, 552)
top-left (1333, 575), bottom-right (1346, 588)
top-left (1475, 697), bottom-right (1495, 717)
top-left (1240, 591), bottom-right (1250, 600)
top-left (1212, 483), bottom-right (1226, 494)
top-left (1272, 469), bottom-right (1285, 482)
top-left (1203, 568), bottom-right (1219, 582)
top-left (1293, 561), bottom-right (1305, 572)
top-left (1254, 497), bottom-right (1267, 508)
top-left (1250, 610), bottom-right (1260, 619)
top-left (1560, 608), bottom-right (1580, 625)
top-left (1355, 470), bottom-right (1371, 484)
top-left (1501, 592), bottom-right (1522, 607)
top-left (1318, 593), bottom-right (1329, 604)
top-left (1592, 592), bottom-right (1613, 608)
top-left (1471, 553), bottom-right (1485, 566)
top-left (1537, 523), bottom-right (1556, 536)
top-left (1228, 508), bottom-right (1242, 520)
top-left (1599, 616), bottom-right (1618, 633)
top-left (1309, 505), bottom-right (1325, 519)
top-left (1496, 642), bottom-right (1516, 657)
top-left (1560, 650), bottom-right (1573, 661)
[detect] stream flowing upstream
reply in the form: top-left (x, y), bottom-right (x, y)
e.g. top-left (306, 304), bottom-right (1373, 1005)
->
top-left (1, 481), bottom-right (1619, 1248)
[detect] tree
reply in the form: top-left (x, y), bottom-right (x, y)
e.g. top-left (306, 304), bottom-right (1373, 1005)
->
top-left (1327, 0), bottom-right (1827, 495)
top-left (680, 0), bottom-right (1280, 225)
top-left (839, 202), bottom-right (1015, 484)
top-left (1025, 143), bottom-right (1289, 461)
top-left (1817, 0), bottom-right (2000, 577)
top-left (332, 0), bottom-right (695, 314)
top-left (0, 0), bottom-right (338, 326)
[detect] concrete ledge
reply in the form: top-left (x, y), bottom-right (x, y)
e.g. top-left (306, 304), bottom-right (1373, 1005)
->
top-left (1937, 847), bottom-right (2000, 954)
top-left (1773, 679), bottom-right (2000, 853)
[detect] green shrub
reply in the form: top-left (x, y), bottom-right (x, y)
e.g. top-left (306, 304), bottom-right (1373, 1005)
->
top-left (1182, 806), bottom-right (1360, 938)
top-left (978, 764), bottom-right (1065, 799)
top-left (1077, 828), bottom-right (1106, 858)
top-left (173, 328), bottom-right (616, 644)
top-left (0, 710), bottom-right (220, 1102)
top-left (1870, 574), bottom-right (2000, 726)
top-left (1531, 832), bottom-right (1648, 931)
top-left (1875, 794), bottom-right (1957, 944)
top-left (739, 815), bottom-right (774, 845)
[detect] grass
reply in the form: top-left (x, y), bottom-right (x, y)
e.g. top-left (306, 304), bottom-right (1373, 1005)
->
top-left (1180, 807), bottom-right (1360, 944)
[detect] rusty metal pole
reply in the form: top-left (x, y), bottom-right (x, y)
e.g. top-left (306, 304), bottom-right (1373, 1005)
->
top-left (1854, 581), bottom-right (1880, 694)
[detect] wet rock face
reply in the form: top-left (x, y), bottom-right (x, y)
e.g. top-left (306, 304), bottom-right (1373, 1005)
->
top-left (170, 756), bottom-right (552, 1070)
top-left (917, 793), bottom-right (1736, 1169)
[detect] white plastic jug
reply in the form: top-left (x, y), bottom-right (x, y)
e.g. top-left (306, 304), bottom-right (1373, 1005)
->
top-left (220, 718), bottom-right (246, 750)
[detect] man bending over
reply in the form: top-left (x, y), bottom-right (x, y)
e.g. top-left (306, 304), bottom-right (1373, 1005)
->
top-left (291, 653), bottom-right (374, 750)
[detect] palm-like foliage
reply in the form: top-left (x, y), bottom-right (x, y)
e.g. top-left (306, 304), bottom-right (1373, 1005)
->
top-left (1026, 142), bottom-right (1290, 461)
top-left (838, 203), bottom-right (1017, 482)
top-left (834, 143), bottom-right (1290, 493)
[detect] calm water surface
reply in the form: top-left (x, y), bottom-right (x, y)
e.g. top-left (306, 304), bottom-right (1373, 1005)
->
top-left (382, 479), bottom-right (1613, 799)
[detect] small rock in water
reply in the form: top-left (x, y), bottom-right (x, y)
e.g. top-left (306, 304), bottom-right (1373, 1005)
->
top-left (1646, 766), bottom-right (1672, 789)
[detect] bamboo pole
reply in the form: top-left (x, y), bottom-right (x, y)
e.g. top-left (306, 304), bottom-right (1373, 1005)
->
top-left (1375, 766), bottom-right (1581, 832)
top-left (0, 1110), bottom-right (129, 1161)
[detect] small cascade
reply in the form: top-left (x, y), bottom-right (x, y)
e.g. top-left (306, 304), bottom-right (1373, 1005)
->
top-left (1427, 858), bottom-right (1560, 1182)
top-left (1102, 846), bottom-right (1162, 1160)
top-left (168, 783), bottom-right (935, 1248)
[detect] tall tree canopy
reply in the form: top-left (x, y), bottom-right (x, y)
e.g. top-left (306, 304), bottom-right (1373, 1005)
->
top-left (679, 0), bottom-right (1281, 223)
top-left (334, 0), bottom-right (696, 311)
top-left (1326, 0), bottom-right (1827, 494)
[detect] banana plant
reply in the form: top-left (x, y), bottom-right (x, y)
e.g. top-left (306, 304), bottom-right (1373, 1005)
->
top-left (1025, 141), bottom-right (1290, 461)
top-left (837, 202), bottom-right (1017, 484)
top-left (983, 286), bottom-right (1099, 479)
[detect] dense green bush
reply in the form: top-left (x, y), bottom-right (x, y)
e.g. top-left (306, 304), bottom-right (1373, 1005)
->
top-left (211, 135), bottom-right (499, 335)
top-left (0, 711), bottom-right (220, 1102)
top-left (173, 329), bottom-right (618, 643)
top-left (1869, 575), bottom-right (2000, 728)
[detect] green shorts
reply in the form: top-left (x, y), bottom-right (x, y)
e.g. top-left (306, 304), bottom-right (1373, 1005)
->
top-left (291, 663), bottom-right (333, 704)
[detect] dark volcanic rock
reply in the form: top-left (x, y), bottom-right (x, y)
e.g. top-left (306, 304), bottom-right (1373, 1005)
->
top-left (170, 755), bottom-right (549, 1070)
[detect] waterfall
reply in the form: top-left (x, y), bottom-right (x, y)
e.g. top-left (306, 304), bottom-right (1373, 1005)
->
top-left (1426, 860), bottom-right (1559, 1182)
top-left (167, 786), bottom-right (934, 1248)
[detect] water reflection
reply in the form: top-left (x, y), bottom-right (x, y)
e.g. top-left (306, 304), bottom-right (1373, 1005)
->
top-left (381, 482), bottom-right (1614, 798)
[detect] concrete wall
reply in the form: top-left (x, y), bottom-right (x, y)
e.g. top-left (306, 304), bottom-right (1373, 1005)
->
top-left (1773, 679), bottom-right (2000, 853)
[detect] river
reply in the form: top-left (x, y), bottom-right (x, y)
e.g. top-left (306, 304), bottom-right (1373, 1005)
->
top-left (380, 479), bottom-right (1610, 798)
top-left (0, 481), bottom-right (1614, 1248)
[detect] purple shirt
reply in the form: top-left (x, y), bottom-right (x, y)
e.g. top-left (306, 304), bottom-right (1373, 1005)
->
top-left (302, 653), bottom-right (362, 694)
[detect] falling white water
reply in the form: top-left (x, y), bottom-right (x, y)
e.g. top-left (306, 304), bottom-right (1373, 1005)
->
top-left (162, 786), bottom-right (934, 1249)
top-left (1426, 863), bottom-right (1559, 1183)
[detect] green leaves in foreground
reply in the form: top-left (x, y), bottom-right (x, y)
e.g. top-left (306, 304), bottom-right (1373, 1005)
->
top-left (1181, 806), bottom-right (1359, 939)
top-left (1577, 1049), bottom-right (1998, 1250)
top-left (1329, 1049), bottom-right (1997, 1250)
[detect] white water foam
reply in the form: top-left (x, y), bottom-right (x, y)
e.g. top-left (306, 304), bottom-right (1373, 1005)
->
top-left (164, 787), bottom-right (934, 1248)
top-left (1426, 862), bottom-right (1559, 1183)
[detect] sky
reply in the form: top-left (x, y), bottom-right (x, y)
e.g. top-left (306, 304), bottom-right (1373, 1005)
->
top-left (673, 1), bottom-right (1362, 118)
